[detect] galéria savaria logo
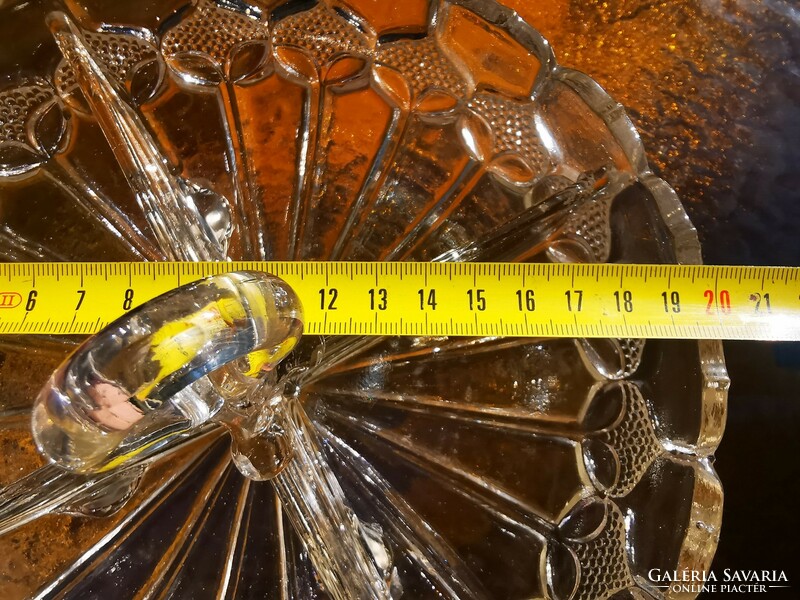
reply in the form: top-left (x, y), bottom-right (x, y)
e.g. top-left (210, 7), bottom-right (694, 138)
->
top-left (648, 569), bottom-right (790, 594)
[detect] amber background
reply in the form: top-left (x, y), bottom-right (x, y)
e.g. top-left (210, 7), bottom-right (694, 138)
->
top-left (498, 0), bottom-right (800, 593)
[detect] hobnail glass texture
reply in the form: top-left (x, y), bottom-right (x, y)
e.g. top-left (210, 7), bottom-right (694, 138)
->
top-left (0, 1), bottom-right (728, 599)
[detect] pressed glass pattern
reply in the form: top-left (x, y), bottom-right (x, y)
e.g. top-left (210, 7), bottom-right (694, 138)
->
top-left (0, 1), bottom-right (727, 598)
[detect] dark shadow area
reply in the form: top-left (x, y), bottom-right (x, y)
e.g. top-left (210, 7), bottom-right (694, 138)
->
top-left (711, 341), bottom-right (800, 596)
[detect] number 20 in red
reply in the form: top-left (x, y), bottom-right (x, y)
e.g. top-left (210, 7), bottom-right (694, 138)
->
top-left (704, 289), bottom-right (731, 314)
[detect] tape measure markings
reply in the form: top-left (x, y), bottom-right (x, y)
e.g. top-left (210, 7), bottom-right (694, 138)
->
top-left (0, 262), bottom-right (797, 340)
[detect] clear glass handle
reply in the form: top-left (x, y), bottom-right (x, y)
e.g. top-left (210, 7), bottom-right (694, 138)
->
top-left (30, 270), bottom-right (392, 598)
top-left (32, 271), bottom-right (303, 473)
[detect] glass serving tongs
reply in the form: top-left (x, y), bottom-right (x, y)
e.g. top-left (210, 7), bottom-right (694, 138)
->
top-left (26, 270), bottom-right (394, 599)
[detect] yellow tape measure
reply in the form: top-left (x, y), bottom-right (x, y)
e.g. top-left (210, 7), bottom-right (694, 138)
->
top-left (0, 262), bottom-right (798, 340)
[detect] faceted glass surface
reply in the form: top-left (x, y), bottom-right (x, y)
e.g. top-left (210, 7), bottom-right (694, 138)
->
top-left (0, 1), bottom-right (727, 598)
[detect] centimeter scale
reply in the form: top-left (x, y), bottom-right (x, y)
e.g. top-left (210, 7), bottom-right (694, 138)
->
top-left (0, 262), bottom-right (797, 341)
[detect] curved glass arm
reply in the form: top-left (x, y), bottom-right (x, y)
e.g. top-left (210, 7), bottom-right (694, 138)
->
top-left (32, 271), bottom-right (303, 472)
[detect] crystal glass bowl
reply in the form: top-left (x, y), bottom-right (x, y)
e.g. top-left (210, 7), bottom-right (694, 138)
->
top-left (0, 0), bottom-right (728, 598)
